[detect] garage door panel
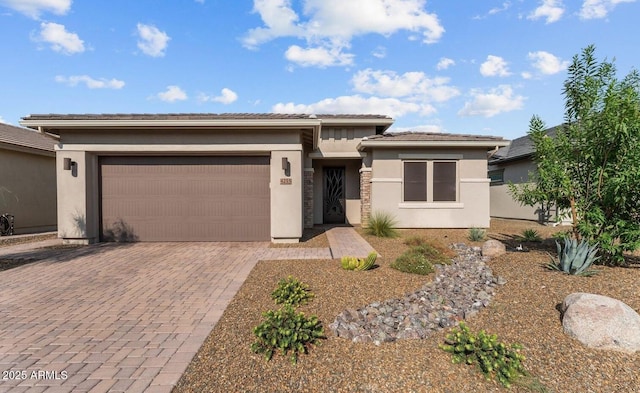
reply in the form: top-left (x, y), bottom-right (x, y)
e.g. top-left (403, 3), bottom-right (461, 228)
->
top-left (100, 156), bottom-right (270, 241)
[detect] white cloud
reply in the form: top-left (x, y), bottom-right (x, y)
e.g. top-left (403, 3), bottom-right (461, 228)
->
top-left (372, 46), bottom-right (386, 59)
top-left (521, 71), bottom-right (533, 79)
top-left (243, 0), bottom-right (444, 67)
top-left (473, 2), bottom-right (512, 19)
top-left (55, 75), bottom-right (125, 89)
top-left (436, 57), bottom-right (455, 70)
top-left (137, 23), bottom-right (170, 57)
top-left (285, 44), bottom-right (354, 67)
top-left (480, 55), bottom-right (511, 77)
top-left (199, 88), bottom-right (238, 104)
top-left (579, 0), bottom-right (635, 19)
top-left (352, 69), bottom-right (459, 102)
top-left (528, 51), bottom-right (569, 75)
top-left (0, 0), bottom-right (71, 19)
top-left (0, 115), bottom-right (6, 124)
top-left (458, 85), bottom-right (525, 117)
top-left (273, 95), bottom-right (430, 118)
top-left (156, 86), bottom-right (187, 102)
top-left (33, 22), bottom-right (84, 54)
top-left (528, 0), bottom-right (565, 23)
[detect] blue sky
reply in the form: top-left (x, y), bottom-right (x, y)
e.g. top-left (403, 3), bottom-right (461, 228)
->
top-left (0, 0), bottom-right (638, 139)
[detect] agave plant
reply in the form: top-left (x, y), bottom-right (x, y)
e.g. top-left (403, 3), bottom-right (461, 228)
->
top-left (546, 237), bottom-right (600, 276)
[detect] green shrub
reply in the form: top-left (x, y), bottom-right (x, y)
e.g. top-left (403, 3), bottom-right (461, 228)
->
top-left (551, 230), bottom-right (572, 240)
top-left (403, 236), bottom-right (426, 247)
top-left (518, 229), bottom-right (542, 242)
top-left (440, 322), bottom-right (527, 388)
top-left (341, 251), bottom-right (377, 271)
top-left (468, 227), bottom-right (486, 241)
top-left (391, 243), bottom-right (452, 275)
top-left (546, 237), bottom-right (600, 276)
top-left (251, 305), bottom-right (325, 364)
top-left (271, 276), bottom-right (314, 307)
top-left (366, 211), bottom-right (398, 238)
top-left (391, 249), bottom-right (433, 275)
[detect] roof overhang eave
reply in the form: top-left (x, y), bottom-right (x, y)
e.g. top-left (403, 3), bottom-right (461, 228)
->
top-left (20, 118), bottom-right (324, 134)
top-left (357, 139), bottom-right (510, 151)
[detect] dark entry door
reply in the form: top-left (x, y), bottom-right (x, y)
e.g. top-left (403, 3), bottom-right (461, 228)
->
top-left (323, 167), bottom-right (345, 224)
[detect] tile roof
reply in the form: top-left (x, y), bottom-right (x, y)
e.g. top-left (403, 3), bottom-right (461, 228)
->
top-left (364, 131), bottom-right (506, 142)
top-left (22, 113), bottom-right (392, 121)
top-left (0, 122), bottom-right (56, 153)
top-left (489, 125), bottom-right (561, 163)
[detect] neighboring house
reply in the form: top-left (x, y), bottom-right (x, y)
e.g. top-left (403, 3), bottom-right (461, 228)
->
top-left (0, 122), bottom-right (57, 234)
top-left (21, 114), bottom-right (507, 244)
top-left (488, 125), bottom-right (566, 223)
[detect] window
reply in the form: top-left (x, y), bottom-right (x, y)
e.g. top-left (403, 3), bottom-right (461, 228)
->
top-left (403, 162), bottom-right (427, 201)
top-left (433, 162), bottom-right (456, 201)
top-left (488, 169), bottom-right (504, 185)
top-left (403, 160), bottom-right (457, 202)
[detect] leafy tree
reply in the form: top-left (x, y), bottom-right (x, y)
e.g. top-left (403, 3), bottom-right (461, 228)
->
top-left (510, 45), bottom-right (640, 265)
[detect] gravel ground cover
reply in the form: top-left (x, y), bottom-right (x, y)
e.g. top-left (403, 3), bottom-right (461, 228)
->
top-left (173, 218), bottom-right (640, 393)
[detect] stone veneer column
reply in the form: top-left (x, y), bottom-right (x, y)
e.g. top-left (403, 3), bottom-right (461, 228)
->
top-left (303, 168), bottom-right (314, 229)
top-left (359, 167), bottom-right (372, 227)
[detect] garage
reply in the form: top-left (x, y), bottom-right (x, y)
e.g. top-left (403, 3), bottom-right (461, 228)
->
top-left (99, 156), bottom-right (270, 241)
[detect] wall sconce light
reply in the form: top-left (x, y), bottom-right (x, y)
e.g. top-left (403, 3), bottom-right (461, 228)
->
top-left (281, 157), bottom-right (290, 176)
top-left (63, 158), bottom-right (76, 171)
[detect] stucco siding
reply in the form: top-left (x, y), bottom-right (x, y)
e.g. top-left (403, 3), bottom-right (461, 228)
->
top-left (369, 148), bottom-right (491, 228)
top-left (317, 126), bottom-right (376, 154)
top-left (0, 148), bottom-right (56, 234)
top-left (55, 129), bottom-right (305, 243)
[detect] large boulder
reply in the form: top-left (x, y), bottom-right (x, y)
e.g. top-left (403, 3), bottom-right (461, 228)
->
top-left (481, 239), bottom-right (506, 258)
top-left (561, 292), bottom-right (640, 353)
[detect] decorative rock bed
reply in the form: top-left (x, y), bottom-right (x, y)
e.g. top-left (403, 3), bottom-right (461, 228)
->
top-left (329, 243), bottom-right (506, 345)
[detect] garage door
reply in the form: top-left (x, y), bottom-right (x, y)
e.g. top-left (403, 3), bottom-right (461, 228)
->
top-left (99, 156), bottom-right (270, 241)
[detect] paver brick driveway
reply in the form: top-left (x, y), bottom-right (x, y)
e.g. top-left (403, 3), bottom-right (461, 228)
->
top-left (0, 242), bottom-right (269, 393)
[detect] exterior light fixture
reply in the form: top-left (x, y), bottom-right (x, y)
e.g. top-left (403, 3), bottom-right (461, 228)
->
top-left (63, 158), bottom-right (76, 171)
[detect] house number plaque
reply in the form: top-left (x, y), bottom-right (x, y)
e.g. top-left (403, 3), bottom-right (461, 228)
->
top-left (280, 178), bottom-right (292, 185)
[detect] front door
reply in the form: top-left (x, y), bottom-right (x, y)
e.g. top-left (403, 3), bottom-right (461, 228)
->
top-left (323, 167), bottom-right (345, 224)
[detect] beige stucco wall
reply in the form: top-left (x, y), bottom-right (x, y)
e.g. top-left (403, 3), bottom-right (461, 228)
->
top-left (369, 148), bottom-right (491, 228)
top-left (0, 147), bottom-right (56, 234)
top-left (312, 159), bottom-right (362, 225)
top-left (55, 129), bottom-right (305, 243)
top-left (488, 159), bottom-right (564, 223)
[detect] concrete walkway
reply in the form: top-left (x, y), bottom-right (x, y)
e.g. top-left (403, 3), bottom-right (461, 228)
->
top-left (325, 227), bottom-right (377, 258)
top-left (0, 228), bottom-right (375, 392)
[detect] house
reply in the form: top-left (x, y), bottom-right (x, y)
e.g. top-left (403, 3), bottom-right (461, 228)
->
top-left (0, 122), bottom-right (57, 234)
top-left (488, 125), bottom-right (565, 223)
top-left (20, 113), bottom-right (508, 244)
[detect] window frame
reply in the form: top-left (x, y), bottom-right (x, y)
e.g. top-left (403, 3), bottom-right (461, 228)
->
top-left (402, 159), bottom-right (459, 203)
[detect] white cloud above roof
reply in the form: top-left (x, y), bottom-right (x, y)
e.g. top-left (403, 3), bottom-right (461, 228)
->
top-left (528, 51), bottom-right (569, 75)
top-left (0, 0), bottom-right (71, 19)
top-left (33, 22), bottom-right (84, 54)
top-left (480, 55), bottom-right (511, 77)
top-left (55, 75), bottom-right (125, 89)
top-left (352, 68), bottom-right (459, 102)
top-left (156, 86), bottom-right (187, 102)
top-left (198, 88), bottom-right (238, 104)
top-left (243, 0), bottom-right (443, 67)
top-left (285, 44), bottom-right (354, 67)
top-left (273, 95), bottom-right (427, 118)
top-left (137, 23), bottom-right (170, 57)
top-left (579, 0), bottom-right (636, 19)
top-left (436, 57), bottom-right (455, 70)
top-left (528, 0), bottom-right (565, 23)
top-left (458, 85), bottom-right (525, 117)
